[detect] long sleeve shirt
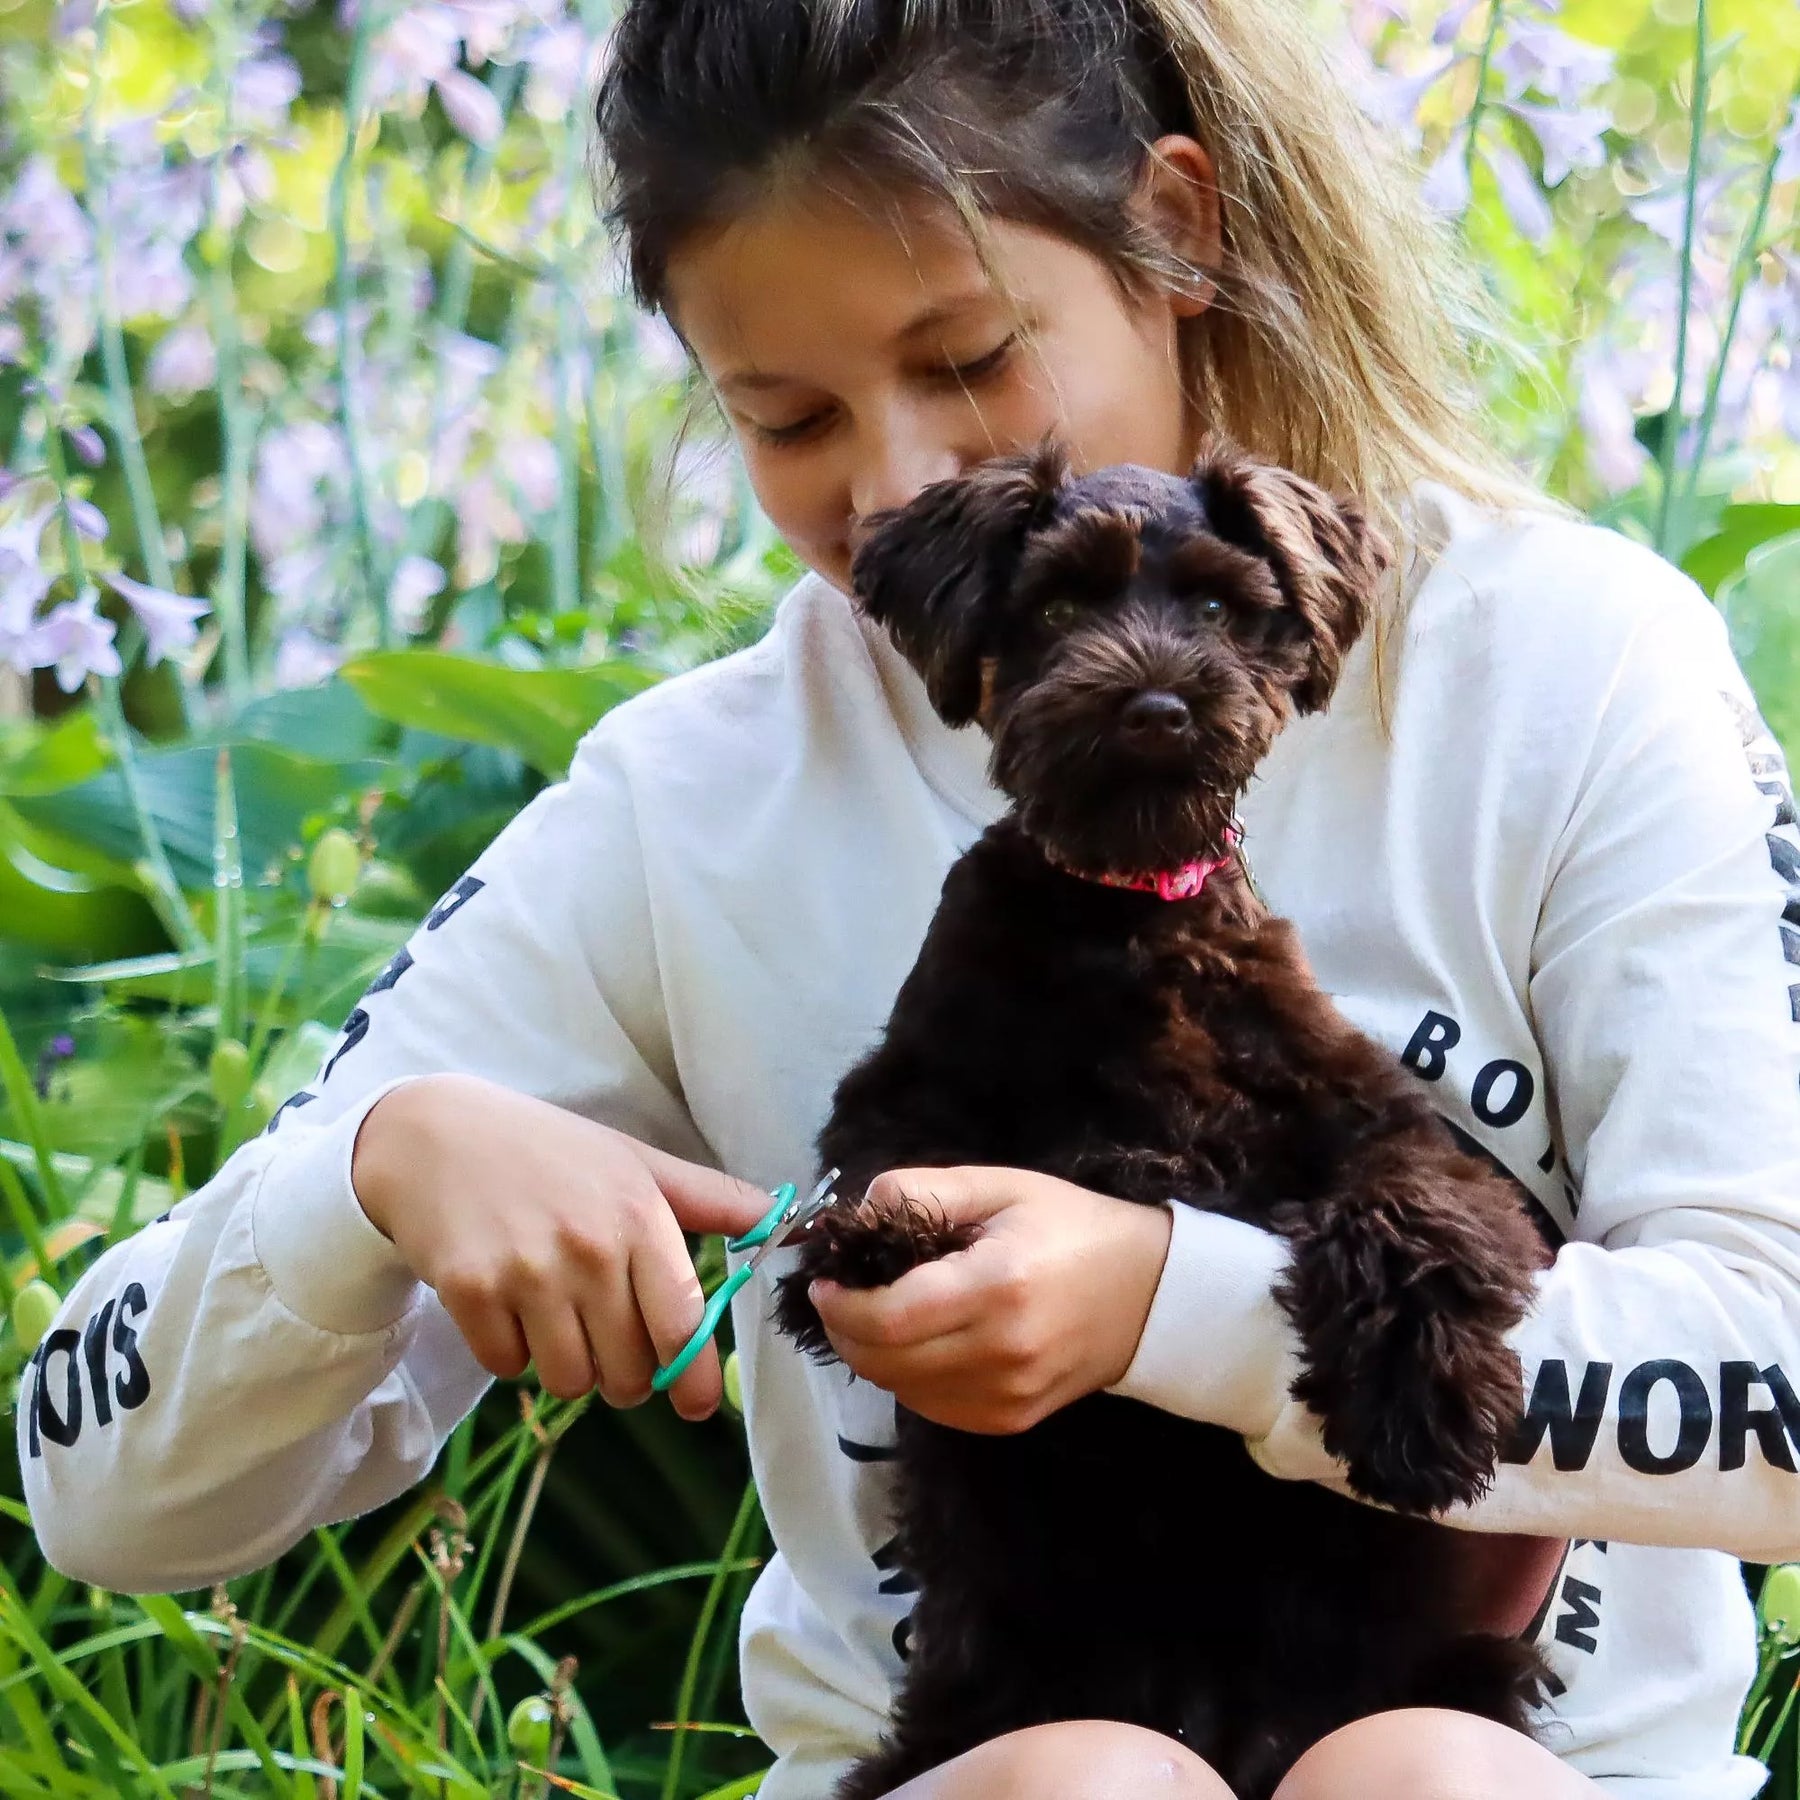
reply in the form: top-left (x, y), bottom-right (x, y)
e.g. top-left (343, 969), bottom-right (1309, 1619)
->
top-left (19, 482), bottom-right (1798, 1799)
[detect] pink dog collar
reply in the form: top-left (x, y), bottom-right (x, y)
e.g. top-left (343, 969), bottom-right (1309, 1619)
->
top-left (1050, 822), bottom-right (1244, 902)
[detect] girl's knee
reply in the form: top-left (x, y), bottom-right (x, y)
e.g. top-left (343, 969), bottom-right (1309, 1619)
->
top-left (1271, 1708), bottom-right (1598, 1800)
top-left (883, 1719), bottom-right (1234, 1800)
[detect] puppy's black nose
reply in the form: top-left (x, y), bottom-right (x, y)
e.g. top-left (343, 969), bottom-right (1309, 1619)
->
top-left (1119, 690), bottom-right (1192, 741)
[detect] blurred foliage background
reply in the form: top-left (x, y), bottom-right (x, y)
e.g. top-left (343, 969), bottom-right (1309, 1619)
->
top-left (0, 0), bottom-right (1798, 1793)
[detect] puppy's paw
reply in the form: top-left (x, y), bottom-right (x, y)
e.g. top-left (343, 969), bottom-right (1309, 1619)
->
top-left (1310, 1308), bottom-right (1524, 1515)
top-left (769, 1191), bottom-right (981, 1366)
top-left (1274, 1179), bottom-right (1537, 1516)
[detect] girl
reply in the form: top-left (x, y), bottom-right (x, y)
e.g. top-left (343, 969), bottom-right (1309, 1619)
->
top-left (20, 1), bottom-right (1800, 1796)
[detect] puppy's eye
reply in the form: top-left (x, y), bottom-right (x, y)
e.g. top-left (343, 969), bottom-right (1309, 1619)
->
top-left (1198, 596), bottom-right (1227, 622)
top-left (1040, 597), bottom-right (1082, 630)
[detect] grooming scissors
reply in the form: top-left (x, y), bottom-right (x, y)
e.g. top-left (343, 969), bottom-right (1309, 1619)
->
top-left (650, 1168), bottom-right (843, 1393)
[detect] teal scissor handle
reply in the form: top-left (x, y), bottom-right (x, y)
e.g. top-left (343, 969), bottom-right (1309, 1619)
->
top-left (651, 1184), bottom-right (797, 1394)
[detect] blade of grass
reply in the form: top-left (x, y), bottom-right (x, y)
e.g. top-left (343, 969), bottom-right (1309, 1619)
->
top-left (0, 1587), bottom-right (181, 1798)
top-left (660, 1480), bottom-right (763, 1800)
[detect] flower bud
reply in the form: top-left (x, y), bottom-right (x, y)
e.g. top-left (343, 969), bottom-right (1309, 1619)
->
top-left (240, 1081), bottom-right (276, 1136)
top-left (209, 1038), bottom-right (252, 1110)
top-left (307, 828), bottom-right (362, 905)
top-left (11, 1281), bottom-right (61, 1356)
top-left (722, 1349), bottom-right (744, 1415)
top-left (507, 1695), bottom-right (554, 1763)
top-left (1762, 1565), bottom-right (1800, 1647)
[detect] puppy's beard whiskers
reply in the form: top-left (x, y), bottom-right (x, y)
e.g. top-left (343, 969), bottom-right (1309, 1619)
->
top-left (990, 641), bottom-right (1265, 871)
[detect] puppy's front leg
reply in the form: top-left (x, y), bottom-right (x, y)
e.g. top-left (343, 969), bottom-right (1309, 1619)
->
top-left (1269, 1125), bottom-right (1546, 1517)
top-left (770, 1188), bottom-right (982, 1365)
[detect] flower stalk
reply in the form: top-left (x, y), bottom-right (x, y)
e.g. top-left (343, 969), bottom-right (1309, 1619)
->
top-left (1654, 0), bottom-right (1710, 557)
top-left (41, 419), bottom-right (205, 956)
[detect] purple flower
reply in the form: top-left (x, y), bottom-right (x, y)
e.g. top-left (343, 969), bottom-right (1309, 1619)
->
top-left (1492, 25), bottom-right (1612, 107)
top-left (370, 3), bottom-right (462, 105)
top-left (68, 497), bottom-right (108, 542)
top-left (148, 320), bottom-right (218, 398)
top-left (66, 423), bottom-right (106, 468)
top-left (233, 55), bottom-right (303, 131)
top-left (386, 554), bottom-right (446, 635)
top-left (1626, 170), bottom-right (1744, 247)
top-left (1776, 101), bottom-right (1800, 185)
top-left (1503, 99), bottom-right (1609, 187)
top-left (32, 1033), bottom-right (76, 1101)
top-left (1487, 138), bottom-right (1553, 243)
top-left (25, 587), bottom-right (122, 692)
top-left (0, 508), bottom-right (55, 671)
top-left (435, 67), bottom-right (503, 146)
top-left (105, 572), bottom-right (210, 665)
top-left (1420, 129), bottom-right (1472, 217)
top-left (1575, 342), bottom-right (1654, 493)
top-left (1350, 51), bottom-right (1459, 144)
top-left (1426, 0), bottom-right (1484, 46)
top-left (274, 626), bottom-right (345, 690)
top-left (519, 20), bottom-right (592, 122)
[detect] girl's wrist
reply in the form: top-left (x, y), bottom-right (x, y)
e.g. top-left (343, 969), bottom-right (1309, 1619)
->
top-left (350, 1073), bottom-right (449, 1241)
top-left (1093, 1198), bottom-right (1174, 1391)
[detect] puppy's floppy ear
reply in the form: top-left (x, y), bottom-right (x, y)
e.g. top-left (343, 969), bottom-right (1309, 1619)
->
top-left (1188, 433), bottom-right (1392, 715)
top-left (851, 442), bottom-right (1067, 726)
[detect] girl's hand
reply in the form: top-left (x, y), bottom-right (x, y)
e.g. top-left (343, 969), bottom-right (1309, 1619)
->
top-left (350, 1072), bottom-right (773, 1422)
top-left (807, 1166), bottom-right (1173, 1433)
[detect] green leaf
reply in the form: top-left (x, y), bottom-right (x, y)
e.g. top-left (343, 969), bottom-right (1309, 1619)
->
top-left (10, 742), bottom-right (387, 892)
top-left (1719, 530), bottom-right (1800, 769)
top-left (0, 713), bottom-right (113, 798)
top-left (1682, 505), bottom-right (1800, 599)
top-left (339, 651), bottom-right (658, 776)
top-left (0, 1138), bottom-right (176, 1234)
top-left (1, 1011), bottom-right (198, 1168)
top-left (0, 820), bottom-right (162, 961)
top-left (690, 1772), bottom-right (772, 1800)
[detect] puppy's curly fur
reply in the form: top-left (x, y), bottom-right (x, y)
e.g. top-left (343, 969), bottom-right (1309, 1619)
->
top-left (772, 438), bottom-right (1563, 1800)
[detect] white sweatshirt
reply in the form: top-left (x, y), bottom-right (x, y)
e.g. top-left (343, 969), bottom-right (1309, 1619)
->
top-left (18, 483), bottom-right (1800, 1799)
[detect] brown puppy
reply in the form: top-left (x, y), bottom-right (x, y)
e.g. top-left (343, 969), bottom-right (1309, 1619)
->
top-left (772, 438), bottom-right (1559, 1800)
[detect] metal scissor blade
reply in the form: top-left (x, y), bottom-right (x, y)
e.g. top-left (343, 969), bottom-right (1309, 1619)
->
top-left (747, 1167), bottom-right (842, 1270)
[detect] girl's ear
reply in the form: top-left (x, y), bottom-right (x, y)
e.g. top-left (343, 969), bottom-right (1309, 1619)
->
top-left (1188, 433), bottom-right (1392, 715)
top-left (1135, 134), bottom-right (1223, 318)
top-left (850, 442), bottom-right (1068, 726)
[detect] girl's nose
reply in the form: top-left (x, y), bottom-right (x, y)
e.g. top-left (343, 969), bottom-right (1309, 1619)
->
top-left (848, 417), bottom-right (968, 546)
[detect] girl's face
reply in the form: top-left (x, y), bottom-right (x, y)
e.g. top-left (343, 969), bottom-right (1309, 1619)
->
top-left (664, 152), bottom-right (1217, 596)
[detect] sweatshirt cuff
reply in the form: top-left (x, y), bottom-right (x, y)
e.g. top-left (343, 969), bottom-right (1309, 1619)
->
top-left (1103, 1203), bottom-right (1297, 1436)
top-left (250, 1076), bottom-right (429, 1336)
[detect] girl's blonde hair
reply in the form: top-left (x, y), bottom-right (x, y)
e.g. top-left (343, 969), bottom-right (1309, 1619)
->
top-left (596, 0), bottom-right (1555, 724)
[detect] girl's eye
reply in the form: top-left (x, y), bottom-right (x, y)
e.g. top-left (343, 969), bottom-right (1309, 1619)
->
top-left (748, 409), bottom-right (832, 447)
top-left (942, 333), bottom-right (1018, 386)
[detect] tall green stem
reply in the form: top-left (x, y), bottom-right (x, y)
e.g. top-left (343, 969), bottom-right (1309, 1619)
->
top-left (1654, 0), bottom-right (1709, 557)
top-left (80, 11), bottom-right (196, 730)
top-left (1680, 86), bottom-right (1797, 508)
top-left (41, 424), bottom-right (205, 955)
top-left (330, 1), bottom-right (389, 646)
top-left (0, 1007), bottom-right (66, 1251)
top-left (205, 8), bottom-right (257, 713)
top-left (548, 80), bottom-right (592, 623)
top-left (1463, 0), bottom-right (1506, 186)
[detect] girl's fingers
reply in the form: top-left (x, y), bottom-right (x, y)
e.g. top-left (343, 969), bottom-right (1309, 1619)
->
top-left (575, 1294), bottom-right (664, 1410)
top-left (629, 1216), bottom-right (725, 1420)
top-left (809, 1252), bottom-right (991, 1347)
top-left (446, 1297), bottom-right (531, 1382)
top-left (521, 1302), bottom-right (598, 1401)
top-left (823, 1321), bottom-right (990, 1392)
top-left (642, 1144), bottom-right (774, 1240)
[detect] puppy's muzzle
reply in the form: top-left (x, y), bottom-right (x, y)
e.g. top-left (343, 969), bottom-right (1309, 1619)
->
top-left (1118, 689), bottom-right (1194, 753)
